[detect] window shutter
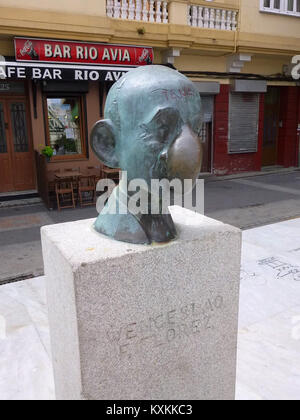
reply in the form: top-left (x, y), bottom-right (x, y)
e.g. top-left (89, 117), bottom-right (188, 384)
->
top-left (228, 93), bottom-right (259, 154)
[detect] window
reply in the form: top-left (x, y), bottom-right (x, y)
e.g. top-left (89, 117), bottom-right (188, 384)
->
top-left (228, 93), bottom-right (259, 154)
top-left (45, 96), bottom-right (87, 159)
top-left (260, 0), bottom-right (300, 16)
top-left (262, 0), bottom-right (281, 11)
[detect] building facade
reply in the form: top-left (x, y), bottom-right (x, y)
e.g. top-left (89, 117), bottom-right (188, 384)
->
top-left (0, 0), bottom-right (299, 195)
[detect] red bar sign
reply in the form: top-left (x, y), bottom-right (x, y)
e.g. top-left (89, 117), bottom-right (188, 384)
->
top-left (15, 38), bottom-right (153, 66)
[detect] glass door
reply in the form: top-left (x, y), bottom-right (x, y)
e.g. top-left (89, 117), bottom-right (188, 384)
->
top-left (0, 98), bottom-right (34, 193)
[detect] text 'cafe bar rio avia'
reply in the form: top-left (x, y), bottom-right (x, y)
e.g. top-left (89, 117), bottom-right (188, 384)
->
top-left (0, 38), bottom-right (153, 195)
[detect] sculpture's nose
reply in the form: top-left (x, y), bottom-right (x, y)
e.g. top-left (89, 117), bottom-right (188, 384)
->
top-left (165, 125), bottom-right (203, 182)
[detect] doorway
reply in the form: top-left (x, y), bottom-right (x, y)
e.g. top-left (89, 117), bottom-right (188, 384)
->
top-left (262, 87), bottom-right (280, 167)
top-left (200, 95), bottom-right (213, 173)
top-left (200, 122), bottom-right (212, 173)
top-left (0, 97), bottom-right (35, 193)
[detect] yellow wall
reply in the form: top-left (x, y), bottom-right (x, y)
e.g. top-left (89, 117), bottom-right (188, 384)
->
top-left (0, 38), bottom-right (13, 56)
top-left (0, 0), bottom-right (106, 16)
top-left (176, 53), bottom-right (227, 72)
top-left (243, 55), bottom-right (291, 76)
top-left (0, 1), bottom-right (299, 56)
top-left (176, 53), bottom-right (294, 82)
top-left (0, 0), bottom-right (299, 74)
top-left (240, 0), bottom-right (300, 39)
top-left (0, 0), bottom-right (299, 42)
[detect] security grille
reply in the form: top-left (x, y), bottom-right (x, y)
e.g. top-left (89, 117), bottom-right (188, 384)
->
top-left (10, 103), bottom-right (29, 153)
top-left (228, 92), bottom-right (259, 154)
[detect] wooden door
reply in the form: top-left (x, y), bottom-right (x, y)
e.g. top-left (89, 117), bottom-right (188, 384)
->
top-left (0, 98), bottom-right (35, 193)
top-left (262, 87), bottom-right (280, 167)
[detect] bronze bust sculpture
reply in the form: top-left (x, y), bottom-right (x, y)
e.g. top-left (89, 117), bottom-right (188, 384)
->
top-left (91, 65), bottom-right (203, 245)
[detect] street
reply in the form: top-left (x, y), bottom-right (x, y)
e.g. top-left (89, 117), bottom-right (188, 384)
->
top-left (206, 170), bottom-right (300, 229)
top-left (0, 170), bottom-right (300, 284)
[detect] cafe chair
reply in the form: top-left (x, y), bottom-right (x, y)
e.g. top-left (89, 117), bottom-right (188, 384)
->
top-left (78, 175), bottom-right (96, 207)
top-left (64, 167), bottom-right (81, 200)
top-left (102, 165), bottom-right (120, 184)
top-left (65, 167), bottom-right (81, 174)
top-left (86, 166), bottom-right (102, 184)
top-left (55, 179), bottom-right (76, 211)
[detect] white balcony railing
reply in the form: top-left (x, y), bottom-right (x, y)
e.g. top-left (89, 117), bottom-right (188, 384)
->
top-left (107, 0), bottom-right (169, 23)
top-left (188, 5), bottom-right (238, 31)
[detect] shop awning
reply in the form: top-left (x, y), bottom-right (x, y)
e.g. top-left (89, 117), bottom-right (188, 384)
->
top-left (0, 60), bottom-right (133, 82)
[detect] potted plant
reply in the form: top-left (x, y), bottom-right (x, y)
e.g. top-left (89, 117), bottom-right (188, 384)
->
top-left (41, 145), bottom-right (54, 162)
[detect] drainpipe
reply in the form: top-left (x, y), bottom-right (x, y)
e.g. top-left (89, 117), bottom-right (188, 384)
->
top-left (297, 122), bottom-right (300, 167)
top-left (297, 122), bottom-right (300, 168)
top-left (214, 0), bottom-right (241, 58)
top-left (234, 0), bottom-right (242, 54)
top-left (297, 86), bottom-right (300, 167)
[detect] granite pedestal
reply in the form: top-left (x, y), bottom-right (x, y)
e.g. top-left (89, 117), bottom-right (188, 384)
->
top-left (41, 206), bottom-right (241, 400)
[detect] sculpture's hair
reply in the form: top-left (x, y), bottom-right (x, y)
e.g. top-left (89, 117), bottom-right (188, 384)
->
top-left (104, 65), bottom-right (199, 140)
top-left (104, 78), bottom-right (126, 139)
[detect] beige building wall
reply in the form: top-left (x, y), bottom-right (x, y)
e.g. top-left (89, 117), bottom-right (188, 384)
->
top-left (240, 0), bottom-right (300, 39)
top-left (176, 53), bottom-right (227, 73)
top-left (0, 0), bottom-right (106, 16)
top-left (243, 55), bottom-right (292, 76)
top-left (0, 0), bottom-right (299, 41)
top-left (0, 38), bottom-right (13, 56)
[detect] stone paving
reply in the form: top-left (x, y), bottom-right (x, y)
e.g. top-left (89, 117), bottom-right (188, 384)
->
top-left (1, 217), bottom-right (299, 400)
top-left (0, 205), bottom-right (98, 283)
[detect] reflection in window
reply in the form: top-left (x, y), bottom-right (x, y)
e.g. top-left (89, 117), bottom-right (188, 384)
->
top-left (47, 97), bottom-right (83, 156)
top-left (264, 0), bottom-right (281, 8)
top-left (275, 0), bottom-right (281, 8)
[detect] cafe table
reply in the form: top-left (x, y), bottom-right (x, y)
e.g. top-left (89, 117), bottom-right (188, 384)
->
top-left (54, 170), bottom-right (82, 179)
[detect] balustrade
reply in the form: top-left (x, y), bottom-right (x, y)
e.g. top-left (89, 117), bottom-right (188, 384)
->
top-left (107, 0), bottom-right (169, 23)
top-left (188, 5), bottom-right (238, 31)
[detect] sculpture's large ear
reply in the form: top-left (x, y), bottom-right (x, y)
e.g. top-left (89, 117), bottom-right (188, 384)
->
top-left (90, 119), bottom-right (119, 168)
